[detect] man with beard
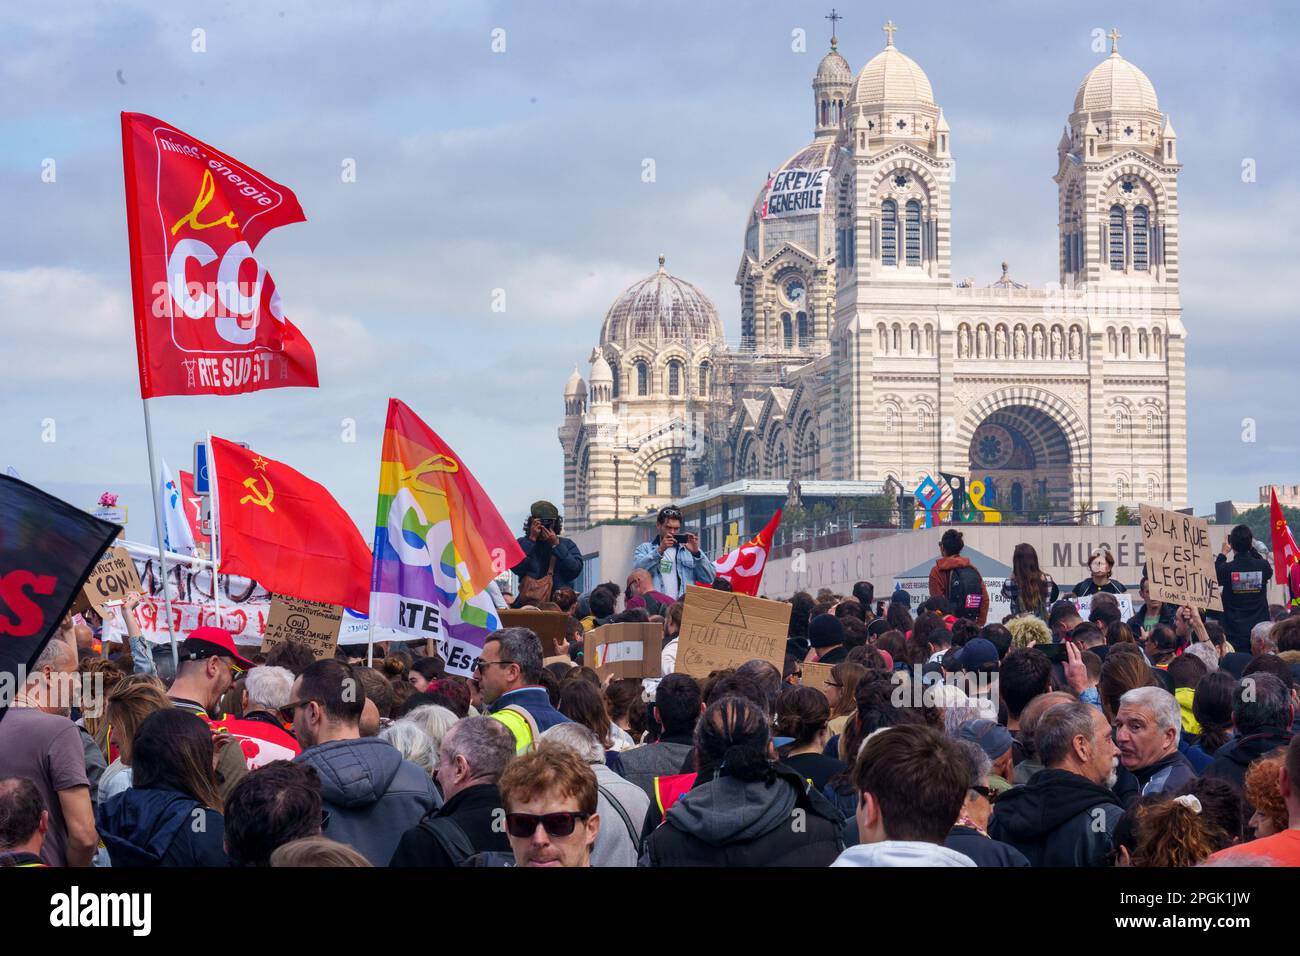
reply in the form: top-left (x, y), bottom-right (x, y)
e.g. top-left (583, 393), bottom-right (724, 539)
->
top-left (988, 701), bottom-right (1123, 866)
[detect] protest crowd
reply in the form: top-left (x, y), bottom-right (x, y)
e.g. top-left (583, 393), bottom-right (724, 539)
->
top-left (4, 503), bottom-right (1300, 871)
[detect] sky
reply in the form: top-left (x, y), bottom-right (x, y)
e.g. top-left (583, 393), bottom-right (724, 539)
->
top-left (1, 0), bottom-right (1296, 540)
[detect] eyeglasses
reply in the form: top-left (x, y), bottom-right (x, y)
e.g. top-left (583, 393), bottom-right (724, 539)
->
top-left (659, 508), bottom-right (683, 520)
top-left (472, 660), bottom-right (516, 673)
top-left (278, 698), bottom-right (319, 723)
top-left (970, 786), bottom-right (1000, 804)
top-left (505, 811), bottom-right (591, 839)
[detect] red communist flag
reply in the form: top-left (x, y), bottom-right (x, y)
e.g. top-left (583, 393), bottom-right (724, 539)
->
top-left (121, 112), bottom-right (318, 398)
top-left (712, 510), bottom-right (782, 597)
top-left (1270, 488), bottom-right (1300, 585)
top-left (211, 437), bottom-right (371, 612)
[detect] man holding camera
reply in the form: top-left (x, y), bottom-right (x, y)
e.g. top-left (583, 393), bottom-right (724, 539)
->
top-left (510, 501), bottom-right (583, 608)
top-left (632, 506), bottom-right (716, 602)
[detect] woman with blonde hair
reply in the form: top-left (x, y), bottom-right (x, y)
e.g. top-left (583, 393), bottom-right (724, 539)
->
top-left (99, 674), bottom-right (172, 806)
top-left (824, 662), bottom-right (866, 737)
top-left (270, 836), bottom-right (372, 867)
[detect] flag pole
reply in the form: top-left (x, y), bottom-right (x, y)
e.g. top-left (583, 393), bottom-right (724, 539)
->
top-left (141, 397), bottom-right (180, 672)
top-left (207, 430), bottom-right (222, 631)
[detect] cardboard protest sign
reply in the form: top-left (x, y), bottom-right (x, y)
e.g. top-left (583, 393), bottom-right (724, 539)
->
top-left (676, 586), bottom-right (790, 678)
top-left (499, 609), bottom-right (569, 657)
top-left (585, 623), bottom-right (661, 681)
top-left (1140, 505), bottom-right (1223, 612)
top-left (1074, 593), bottom-right (1134, 621)
top-left (544, 654), bottom-right (574, 669)
top-left (800, 661), bottom-right (835, 695)
top-left (81, 547), bottom-right (142, 611)
top-left (260, 594), bottom-right (343, 660)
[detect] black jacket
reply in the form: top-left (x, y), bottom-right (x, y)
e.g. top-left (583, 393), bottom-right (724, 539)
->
top-left (988, 768), bottom-right (1123, 867)
top-left (1202, 729), bottom-right (1292, 795)
top-left (640, 764), bottom-right (844, 867)
top-left (97, 788), bottom-right (228, 867)
top-left (1073, 579), bottom-right (1127, 597)
top-left (1131, 750), bottom-right (1197, 797)
top-left (943, 825), bottom-right (1031, 867)
top-left (1126, 603), bottom-right (1177, 634)
top-left (510, 535), bottom-right (584, 600)
top-left (389, 784), bottom-right (509, 867)
top-left (1213, 550), bottom-right (1273, 651)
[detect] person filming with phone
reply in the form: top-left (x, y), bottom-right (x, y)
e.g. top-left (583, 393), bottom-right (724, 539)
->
top-left (510, 501), bottom-right (583, 608)
top-left (633, 506), bottom-right (716, 601)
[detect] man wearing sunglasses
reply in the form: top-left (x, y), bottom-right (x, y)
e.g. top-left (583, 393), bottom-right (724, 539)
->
top-left (476, 628), bottom-right (570, 754)
top-left (632, 506), bottom-right (716, 602)
top-left (944, 740), bottom-right (1030, 867)
top-left (497, 747), bottom-right (600, 867)
top-left (167, 627), bottom-right (254, 719)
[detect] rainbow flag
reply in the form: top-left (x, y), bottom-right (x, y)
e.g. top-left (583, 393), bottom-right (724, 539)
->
top-left (370, 399), bottom-right (524, 673)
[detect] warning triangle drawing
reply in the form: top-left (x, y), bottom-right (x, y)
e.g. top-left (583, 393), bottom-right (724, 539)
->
top-left (713, 595), bottom-right (748, 629)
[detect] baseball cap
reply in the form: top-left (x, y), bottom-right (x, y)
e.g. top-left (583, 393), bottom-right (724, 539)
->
top-left (530, 500), bottom-right (560, 521)
top-left (957, 718), bottom-right (1013, 761)
top-left (180, 626), bottom-right (254, 672)
top-left (957, 638), bottom-right (999, 671)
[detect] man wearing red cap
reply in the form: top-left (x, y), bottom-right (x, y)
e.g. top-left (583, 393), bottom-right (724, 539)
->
top-left (167, 626), bottom-right (254, 719)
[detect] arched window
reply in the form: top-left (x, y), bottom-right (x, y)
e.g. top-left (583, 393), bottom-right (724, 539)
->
top-left (877, 324), bottom-right (888, 351)
top-left (1010, 483), bottom-right (1024, 514)
top-left (698, 362), bottom-right (710, 397)
top-left (881, 199), bottom-right (898, 266)
top-left (1147, 476), bottom-right (1158, 500)
top-left (917, 407), bottom-right (929, 433)
top-left (1109, 205), bottom-right (1126, 270)
top-left (909, 325), bottom-right (919, 353)
top-left (1114, 411), bottom-right (1126, 436)
top-left (904, 200), bottom-right (921, 265)
top-left (1146, 410), bottom-right (1156, 434)
top-left (646, 470), bottom-right (658, 496)
top-left (891, 324), bottom-right (901, 352)
top-left (636, 362), bottom-right (648, 396)
top-left (797, 312), bottom-right (808, 346)
top-left (667, 360), bottom-right (682, 397)
top-left (984, 477), bottom-right (997, 505)
top-left (1121, 328), bottom-right (1130, 356)
top-left (1132, 205), bottom-right (1149, 271)
top-left (820, 100), bottom-right (828, 126)
top-left (1117, 476), bottom-right (1128, 501)
top-left (885, 406), bottom-right (896, 433)
top-left (782, 313), bottom-right (793, 349)
top-left (610, 361), bottom-right (620, 398)
top-left (670, 457), bottom-right (683, 497)
top-left (1138, 329), bottom-right (1149, 357)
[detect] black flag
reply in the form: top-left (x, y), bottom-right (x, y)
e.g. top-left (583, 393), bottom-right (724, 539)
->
top-left (0, 475), bottom-right (121, 725)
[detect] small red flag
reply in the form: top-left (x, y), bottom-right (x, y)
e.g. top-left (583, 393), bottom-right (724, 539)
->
top-left (712, 510), bottom-right (782, 597)
top-left (211, 437), bottom-right (371, 612)
top-left (1269, 488), bottom-right (1300, 586)
top-left (121, 112), bottom-right (318, 398)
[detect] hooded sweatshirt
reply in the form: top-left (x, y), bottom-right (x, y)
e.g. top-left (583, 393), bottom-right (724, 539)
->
top-left (929, 556), bottom-right (990, 626)
top-left (987, 768), bottom-right (1122, 867)
top-left (1202, 728), bottom-right (1293, 793)
top-left (831, 841), bottom-right (975, 867)
top-left (640, 765), bottom-right (844, 867)
top-left (97, 788), bottom-right (227, 867)
top-left (296, 737), bottom-right (438, 866)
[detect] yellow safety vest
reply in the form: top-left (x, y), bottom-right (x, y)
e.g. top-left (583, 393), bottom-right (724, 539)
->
top-left (490, 704), bottom-right (539, 755)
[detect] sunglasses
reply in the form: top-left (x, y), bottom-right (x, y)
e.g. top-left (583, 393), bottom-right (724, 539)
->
top-left (472, 659), bottom-right (516, 673)
top-left (505, 811), bottom-right (591, 839)
top-left (970, 786), bottom-right (1000, 804)
top-left (278, 698), bottom-right (320, 723)
top-left (659, 509), bottom-right (683, 520)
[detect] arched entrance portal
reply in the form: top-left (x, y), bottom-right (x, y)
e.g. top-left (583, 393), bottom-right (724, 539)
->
top-left (968, 405), bottom-right (1072, 518)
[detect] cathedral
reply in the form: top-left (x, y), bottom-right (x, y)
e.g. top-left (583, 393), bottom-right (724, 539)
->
top-left (560, 23), bottom-right (1187, 530)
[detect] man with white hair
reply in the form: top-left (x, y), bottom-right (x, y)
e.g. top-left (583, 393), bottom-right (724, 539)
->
top-left (1114, 686), bottom-right (1196, 796)
top-left (0, 629), bottom-right (98, 866)
top-left (539, 722), bottom-right (649, 866)
top-left (220, 665), bottom-right (301, 767)
top-left (989, 700), bottom-right (1122, 867)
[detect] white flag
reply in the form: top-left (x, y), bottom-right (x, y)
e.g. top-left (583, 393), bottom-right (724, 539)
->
top-left (154, 457), bottom-right (197, 556)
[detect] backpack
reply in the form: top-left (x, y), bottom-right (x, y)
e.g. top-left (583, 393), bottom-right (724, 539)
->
top-left (948, 565), bottom-right (984, 620)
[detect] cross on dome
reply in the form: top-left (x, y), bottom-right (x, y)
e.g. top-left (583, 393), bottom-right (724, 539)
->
top-left (1108, 27), bottom-right (1121, 55)
top-left (825, 8), bottom-right (842, 46)
top-left (883, 20), bottom-right (897, 47)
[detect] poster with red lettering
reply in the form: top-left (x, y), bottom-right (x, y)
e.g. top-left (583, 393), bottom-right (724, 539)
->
top-left (120, 112), bottom-right (319, 398)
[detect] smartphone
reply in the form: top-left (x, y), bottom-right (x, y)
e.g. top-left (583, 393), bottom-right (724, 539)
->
top-left (1035, 643), bottom-right (1068, 664)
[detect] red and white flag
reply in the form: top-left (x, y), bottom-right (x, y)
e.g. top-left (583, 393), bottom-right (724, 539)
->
top-left (1270, 487), bottom-right (1299, 585)
top-left (121, 112), bottom-right (318, 398)
top-left (713, 510), bottom-right (782, 597)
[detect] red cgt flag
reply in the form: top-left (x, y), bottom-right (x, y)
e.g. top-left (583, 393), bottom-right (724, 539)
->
top-left (211, 437), bottom-right (371, 612)
top-left (121, 112), bottom-right (318, 398)
top-left (712, 509), bottom-right (782, 597)
top-left (1270, 487), bottom-right (1300, 586)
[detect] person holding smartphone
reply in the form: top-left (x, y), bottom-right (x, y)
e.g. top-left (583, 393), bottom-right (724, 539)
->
top-left (632, 506), bottom-right (716, 601)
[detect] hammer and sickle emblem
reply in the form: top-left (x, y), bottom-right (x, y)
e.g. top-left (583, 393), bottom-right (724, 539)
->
top-left (240, 475), bottom-right (275, 512)
top-left (397, 454), bottom-right (460, 494)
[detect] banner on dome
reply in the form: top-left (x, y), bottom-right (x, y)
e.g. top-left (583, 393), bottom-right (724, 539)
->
top-left (762, 166), bottom-right (830, 219)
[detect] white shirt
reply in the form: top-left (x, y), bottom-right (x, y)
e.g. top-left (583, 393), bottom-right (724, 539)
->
top-left (661, 638), bottom-right (679, 675)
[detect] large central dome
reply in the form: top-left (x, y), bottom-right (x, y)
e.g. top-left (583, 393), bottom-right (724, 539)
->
top-left (599, 256), bottom-right (724, 348)
top-left (851, 42), bottom-right (934, 106)
top-left (1073, 48), bottom-right (1160, 114)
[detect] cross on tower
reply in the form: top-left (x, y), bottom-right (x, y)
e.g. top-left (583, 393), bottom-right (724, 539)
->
top-left (1108, 27), bottom-right (1121, 54)
top-left (882, 20), bottom-right (897, 47)
top-left (825, 8), bottom-right (842, 44)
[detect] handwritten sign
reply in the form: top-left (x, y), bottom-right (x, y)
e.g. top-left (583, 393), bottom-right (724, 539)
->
top-left (1140, 505), bottom-right (1223, 612)
top-left (676, 586), bottom-right (790, 678)
top-left (261, 594), bottom-right (343, 660)
top-left (1074, 593), bottom-right (1135, 621)
top-left (498, 609), bottom-right (569, 657)
top-left (800, 661), bottom-right (835, 695)
top-left (81, 547), bottom-right (142, 610)
top-left (585, 623), bottom-right (661, 681)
